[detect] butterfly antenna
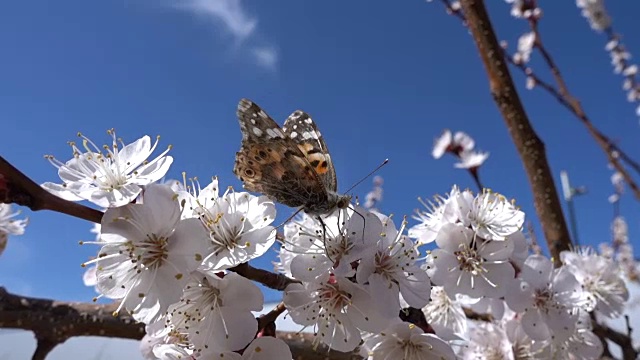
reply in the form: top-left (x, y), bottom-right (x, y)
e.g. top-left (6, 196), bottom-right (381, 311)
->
top-left (344, 158), bottom-right (389, 194)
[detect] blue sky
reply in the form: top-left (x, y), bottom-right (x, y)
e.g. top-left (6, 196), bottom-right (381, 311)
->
top-left (1, 1), bottom-right (639, 353)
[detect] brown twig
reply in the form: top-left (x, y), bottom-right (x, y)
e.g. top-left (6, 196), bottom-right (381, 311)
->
top-left (257, 301), bottom-right (287, 332)
top-left (592, 315), bottom-right (639, 360)
top-left (229, 262), bottom-right (298, 291)
top-left (458, 0), bottom-right (572, 263)
top-left (468, 168), bottom-right (484, 192)
top-left (0, 156), bottom-right (103, 223)
top-left (506, 53), bottom-right (640, 201)
top-left (590, 311), bottom-right (614, 358)
top-left (33, 336), bottom-right (61, 360)
top-left (525, 15), bottom-right (640, 201)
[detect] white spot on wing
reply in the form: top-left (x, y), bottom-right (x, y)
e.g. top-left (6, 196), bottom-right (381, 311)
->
top-left (290, 131), bottom-right (298, 138)
top-left (266, 128), bottom-right (276, 138)
top-left (305, 118), bottom-right (313, 124)
top-left (250, 119), bottom-right (256, 125)
top-left (253, 127), bottom-right (263, 137)
top-left (302, 131), bottom-right (319, 140)
top-left (266, 128), bottom-right (285, 139)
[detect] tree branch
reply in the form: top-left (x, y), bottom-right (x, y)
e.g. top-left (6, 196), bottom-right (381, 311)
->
top-left (0, 287), bottom-right (361, 360)
top-left (526, 16), bottom-right (640, 201)
top-left (0, 156), bottom-right (103, 224)
top-left (458, 0), bottom-right (572, 263)
top-left (229, 262), bottom-right (298, 291)
top-left (592, 315), bottom-right (639, 360)
top-left (0, 286), bottom-right (145, 359)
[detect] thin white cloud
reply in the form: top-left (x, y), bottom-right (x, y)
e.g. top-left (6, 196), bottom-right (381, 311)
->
top-left (175, 0), bottom-right (256, 41)
top-left (171, 0), bottom-right (278, 70)
top-left (252, 46), bottom-right (278, 71)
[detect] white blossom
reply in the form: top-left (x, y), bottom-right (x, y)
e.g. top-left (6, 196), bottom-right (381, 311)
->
top-left (611, 216), bottom-right (628, 247)
top-left (459, 321), bottom-right (514, 359)
top-left (454, 150), bottom-right (490, 169)
top-left (561, 248), bottom-right (629, 317)
top-left (82, 265), bottom-right (98, 290)
top-left (432, 129), bottom-right (453, 159)
top-left (273, 243), bottom-right (296, 278)
top-left (87, 184), bottom-right (209, 324)
top-left (162, 272), bottom-right (263, 355)
top-left (364, 322), bottom-right (456, 360)
top-left (576, 0), bottom-right (611, 31)
top-left (356, 214), bottom-right (431, 318)
top-left (453, 131), bottom-right (476, 152)
top-left (42, 129), bottom-right (173, 207)
top-left (503, 318), bottom-right (546, 359)
top-left (429, 223), bottom-right (515, 298)
top-left (141, 326), bottom-right (193, 360)
top-left (420, 286), bottom-right (468, 336)
top-left (0, 204), bottom-right (28, 236)
top-left (432, 129), bottom-right (476, 159)
top-left (514, 32), bottom-right (536, 64)
top-left (286, 206), bottom-right (382, 278)
top-left (506, 0), bottom-right (541, 19)
top-left (0, 204), bottom-right (28, 257)
top-left (542, 310), bottom-right (603, 360)
top-left (505, 255), bottom-right (584, 342)
top-left (177, 180), bottom-right (277, 271)
top-left (283, 274), bottom-right (389, 352)
top-left (456, 189), bottom-right (525, 241)
top-left (206, 337), bottom-right (293, 360)
top-left (526, 76), bottom-right (537, 89)
top-left (408, 186), bottom-right (463, 245)
top-left (611, 171), bottom-right (624, 196)
top-left (509, 230), bottom-right (529, 269)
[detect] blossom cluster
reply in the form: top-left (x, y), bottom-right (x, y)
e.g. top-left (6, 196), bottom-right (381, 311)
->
top-left (575, 0), bottom-right (640, 119)
top-left (39, 129), bottom-right (631, 359)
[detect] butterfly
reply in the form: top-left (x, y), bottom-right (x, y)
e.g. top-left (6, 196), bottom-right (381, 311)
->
top-left (233, 98), bottom-right (352, 217)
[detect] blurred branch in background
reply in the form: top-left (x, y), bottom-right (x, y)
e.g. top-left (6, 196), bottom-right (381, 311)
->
top-left (453, 0), bottom-right (640, 200)
top-left (457, 0), bottom-right (573, 263)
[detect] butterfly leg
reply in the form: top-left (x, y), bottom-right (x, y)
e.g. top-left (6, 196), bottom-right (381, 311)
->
top-left (348, 205), bottom-right (367, 243)
top-left (315, 215), bottom-right (336, 263)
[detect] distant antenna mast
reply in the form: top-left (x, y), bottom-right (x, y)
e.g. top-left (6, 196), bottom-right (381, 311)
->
top-left (560, 170), bottom-right (587, 247)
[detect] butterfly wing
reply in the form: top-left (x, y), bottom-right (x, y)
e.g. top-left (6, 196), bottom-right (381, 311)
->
top-left (282, 110), bottom-right (338, 193)
top-left (236, 98), bottom-right (286, 142)
top-left (234, 99), bottom-right (329, 208)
